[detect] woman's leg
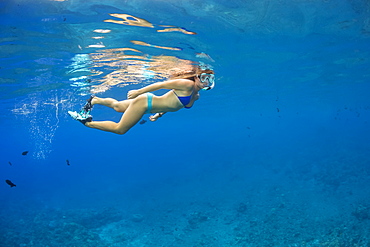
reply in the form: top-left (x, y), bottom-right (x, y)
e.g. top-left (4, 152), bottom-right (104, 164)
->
top-left (92, 96), bottom-right (132, 113)
top-left (85, 95), bottom-right (147, 135)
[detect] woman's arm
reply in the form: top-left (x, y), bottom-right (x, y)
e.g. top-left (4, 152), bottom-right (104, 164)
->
top-left (127, 79), bottom-right (192, 99)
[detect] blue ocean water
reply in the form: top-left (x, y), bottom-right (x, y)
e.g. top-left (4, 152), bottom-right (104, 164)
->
top-left (1, 0), bottom-right (370, 246)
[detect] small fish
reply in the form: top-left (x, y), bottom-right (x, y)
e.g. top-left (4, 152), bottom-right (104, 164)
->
top-left (5, 180), bottom-right (16, 188)
top-left (139, 119), bottom-right (147, 125)
top-left (22, 151), bottom-right (29, 156)
top-left (277, 108), bottom-right (280, 113)
top-left (66, 160), bottom-right (70, 166)
top-left (8, 162), bottom-right (12, 166)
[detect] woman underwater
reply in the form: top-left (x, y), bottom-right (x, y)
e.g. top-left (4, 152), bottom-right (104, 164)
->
top-left (69, 63), bottom-right (215, 135)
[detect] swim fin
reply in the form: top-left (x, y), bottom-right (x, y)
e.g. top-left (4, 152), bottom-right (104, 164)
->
top-left (68, 111), bottom-right (92, 125)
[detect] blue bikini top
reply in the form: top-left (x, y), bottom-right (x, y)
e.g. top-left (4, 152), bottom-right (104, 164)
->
top-left (173, 90), bottom-right (193, 109)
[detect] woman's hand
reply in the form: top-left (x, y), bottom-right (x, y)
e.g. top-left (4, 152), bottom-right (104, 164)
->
top-left (127, 89), bottom-right (141, 99)
top-left (149, 112), bottom-right (165, 122)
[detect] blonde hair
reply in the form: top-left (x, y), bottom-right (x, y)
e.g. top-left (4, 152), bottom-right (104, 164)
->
top-left (170, 64), bottom-right (214, 81)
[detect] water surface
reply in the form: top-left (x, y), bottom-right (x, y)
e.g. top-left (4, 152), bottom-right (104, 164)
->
top-left (1, 0), bottom-right (370, 246)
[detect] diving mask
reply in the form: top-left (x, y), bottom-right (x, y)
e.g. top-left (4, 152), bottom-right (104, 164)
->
top-left (199, 73), bottom-right (215, 90)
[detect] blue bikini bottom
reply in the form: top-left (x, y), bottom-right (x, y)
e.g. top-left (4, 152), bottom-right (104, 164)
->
top-left (145, 93), bottom-right (154, 114)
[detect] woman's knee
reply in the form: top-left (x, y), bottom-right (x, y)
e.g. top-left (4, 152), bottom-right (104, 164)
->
top-left (113, 125), bottom-right (128, 135)
top-left (115, 129), bottom-right (127, 135)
